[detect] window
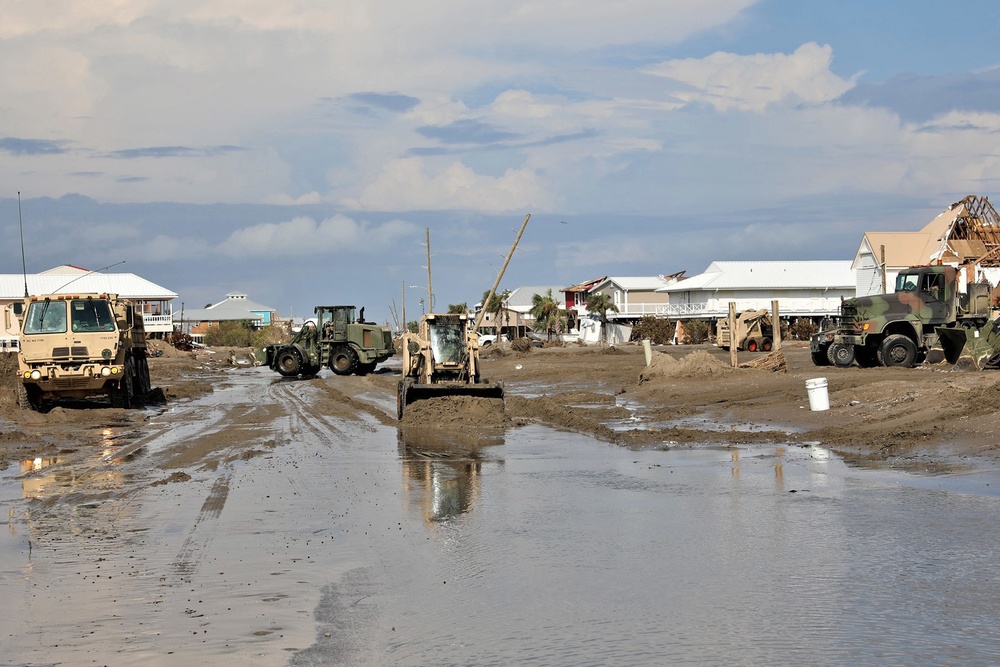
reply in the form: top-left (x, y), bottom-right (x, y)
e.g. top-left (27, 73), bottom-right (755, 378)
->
top-left (71, 299), bottom-right (116, 332)
top-left (23, 300), bottom-right (67, 334)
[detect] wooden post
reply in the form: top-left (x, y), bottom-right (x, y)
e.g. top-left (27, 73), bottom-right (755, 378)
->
top-left (771, 299), bottom-right (781, 351)
top-left (728, 302), bottom-right (738, 367)
top-left (880, 245), bottom-right (887, 294)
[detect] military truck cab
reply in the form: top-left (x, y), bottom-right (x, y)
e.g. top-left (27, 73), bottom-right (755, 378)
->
top-left (13, 293), bottom-right (150, 409)
top-left (811, 265), bottom-right (992, 368)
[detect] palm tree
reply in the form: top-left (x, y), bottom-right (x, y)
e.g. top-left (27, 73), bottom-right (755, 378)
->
top-left (447, 302), bottom-right (468, 314)
top-left (531, 289), bottom-right (564, 342)
top-left (585, 292), bottom-right (619, 345)
top-left (481, 289), bottom-right (510, 338)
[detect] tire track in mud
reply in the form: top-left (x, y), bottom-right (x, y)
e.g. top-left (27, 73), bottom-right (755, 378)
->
top-left (170, 472), bottom-right (232, 582)
top-left (162, 374), bottom-right (368, 586)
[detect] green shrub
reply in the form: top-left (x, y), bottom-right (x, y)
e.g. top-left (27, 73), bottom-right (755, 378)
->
top-left (684, 319), bottom-right (711, 344)
top-left (790, 318), bottom-right (819, 341)
top-left (630, 316), bottom-right (675, 344)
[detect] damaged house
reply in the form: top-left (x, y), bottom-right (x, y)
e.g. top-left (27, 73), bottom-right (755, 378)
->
top-left (854, 194), bottom-right (1000, 296)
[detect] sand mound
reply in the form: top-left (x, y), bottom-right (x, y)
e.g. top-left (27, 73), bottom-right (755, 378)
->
top-left (401, 394), bottom-right (510, 429)
top-left (639, 350), bottom-right (734, 383)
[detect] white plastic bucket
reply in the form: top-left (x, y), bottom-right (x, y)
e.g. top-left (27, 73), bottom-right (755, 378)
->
top-left (805, 377), bottom-right (829, 411)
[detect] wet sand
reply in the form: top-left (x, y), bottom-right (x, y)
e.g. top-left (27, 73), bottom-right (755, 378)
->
top-left (3, 341), bottom-right (1000, 470)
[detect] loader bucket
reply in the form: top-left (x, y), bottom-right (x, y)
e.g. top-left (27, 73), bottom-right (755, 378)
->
top-left (397, 378), bottom-right (505, 420)
top-left (936, 321), bottom-right (1000, 371)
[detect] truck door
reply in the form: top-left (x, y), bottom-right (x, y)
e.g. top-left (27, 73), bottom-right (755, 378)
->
top-left (921, 272), bottom-right (950, 323)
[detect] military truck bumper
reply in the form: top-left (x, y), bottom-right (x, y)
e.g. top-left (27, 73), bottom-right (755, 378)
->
top-left (20, 362), bottom-right (124, 395)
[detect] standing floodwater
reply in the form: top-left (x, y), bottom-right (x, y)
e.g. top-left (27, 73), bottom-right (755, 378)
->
top-left (2, 369), bottom-right (1000, 665)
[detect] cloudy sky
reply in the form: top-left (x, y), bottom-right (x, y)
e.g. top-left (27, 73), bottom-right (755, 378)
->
top-left (3, 0), bottom-right (1000, 324)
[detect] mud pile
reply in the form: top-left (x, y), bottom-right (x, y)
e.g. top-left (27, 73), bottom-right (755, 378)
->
top-left (400, 395), bottom-right (510, 429)
top-left (0, 352), bottom-right (16, 388)
top-left (638, 350), bottom-right (734, 384)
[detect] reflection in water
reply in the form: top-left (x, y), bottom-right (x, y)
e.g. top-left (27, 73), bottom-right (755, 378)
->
top-left (397, 427), bottom-right (503, 524)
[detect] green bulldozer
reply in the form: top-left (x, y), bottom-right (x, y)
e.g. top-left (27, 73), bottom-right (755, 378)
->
top-left (263, 305), bottom-right (394, 377)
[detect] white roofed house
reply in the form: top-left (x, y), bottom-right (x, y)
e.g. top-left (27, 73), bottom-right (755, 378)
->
top-left (656, 260), bottom-right (855, 323)
top-left (475, 285), bottom-right (567, 339)
top-left (173, 292), bottom-right (277, 344)
top-left (0, 265), bottom-right (178, 349)
top-left (586, 274), bottom-right (684, 322)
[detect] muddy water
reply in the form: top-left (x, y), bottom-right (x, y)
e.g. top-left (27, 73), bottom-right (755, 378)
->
top-left (2, 371), bottom-right (1000, 665)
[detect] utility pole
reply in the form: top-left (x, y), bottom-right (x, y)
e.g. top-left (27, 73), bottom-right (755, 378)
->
top-left (425, 228), bottom-right (433, 313)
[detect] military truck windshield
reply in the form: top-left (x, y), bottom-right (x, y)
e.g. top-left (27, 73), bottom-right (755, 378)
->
top-left (428, 322), bottom-right (465, 364)
top-left (896, 274), bottom-right (919, 292)
top-left (22, 300), bottom-right (68, 334)
top-left (71, 299), bottom-right (116, 332)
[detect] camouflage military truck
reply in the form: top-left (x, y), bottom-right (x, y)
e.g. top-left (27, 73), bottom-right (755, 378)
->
top-left (262, 305), bottom-right (394, 377)
top-left (13, 293), bottom-right (151, 409)
top-left (811, 265), bottom-right (993, 368)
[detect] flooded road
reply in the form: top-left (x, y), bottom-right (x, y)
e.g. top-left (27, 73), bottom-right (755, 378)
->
top-left (3, 369), bottom-right (1000, 665)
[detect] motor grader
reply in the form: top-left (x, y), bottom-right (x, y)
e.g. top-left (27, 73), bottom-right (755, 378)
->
top-left (396, 312), bottom-right (504, 419)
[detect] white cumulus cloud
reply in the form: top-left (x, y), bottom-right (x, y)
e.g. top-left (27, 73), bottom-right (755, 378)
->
top-left (219, 214), bottom-right (420, 257)
top-left (646, 43), bottom-right (859, 112)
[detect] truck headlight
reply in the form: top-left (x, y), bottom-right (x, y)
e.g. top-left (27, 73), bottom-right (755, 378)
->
top-left (101, 366), bottom-right (112, 377)
top-left (110, 366), bottom-right (119, 375)
top-left (30, 370), bottom-right (41, 380)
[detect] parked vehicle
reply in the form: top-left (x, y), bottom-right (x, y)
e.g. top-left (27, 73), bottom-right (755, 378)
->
top-left (13, 292), bottom-right (151, 409)
top-left (810, 264), bottom-right (994, 368)
top-left (716, 309), bottom-right (773, 352)
top-left (262, 305), bottom-right (394, 377)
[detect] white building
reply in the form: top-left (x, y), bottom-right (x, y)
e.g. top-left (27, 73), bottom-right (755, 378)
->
top-left (1, 265), bottom-right (177, 349)
top-left (656, 261), bottom-right (854, 320)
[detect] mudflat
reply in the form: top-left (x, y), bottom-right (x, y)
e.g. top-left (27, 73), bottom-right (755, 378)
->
top-left (2, 341), bottom-right (998, 469)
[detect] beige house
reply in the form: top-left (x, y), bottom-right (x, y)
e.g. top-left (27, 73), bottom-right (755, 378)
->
top-left (854, 195), bottom-right (1000, 296)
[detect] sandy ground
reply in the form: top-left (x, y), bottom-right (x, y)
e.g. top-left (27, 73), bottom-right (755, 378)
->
top-left (2, 339), bottom-right (999, 470)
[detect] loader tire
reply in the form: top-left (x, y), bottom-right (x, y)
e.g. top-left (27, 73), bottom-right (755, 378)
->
top-left (330, 346), bottom-right (358, 376)
top-left (828, 343), bottom-right (855, 367)
top-left (746, 339), bottom-right (758, 352)
top-left (761, 338), bottom-right (773, 352)
top-left (275, 348), bottom-right (302, 377)
top-left (879, 334), bottom-right (917, 368)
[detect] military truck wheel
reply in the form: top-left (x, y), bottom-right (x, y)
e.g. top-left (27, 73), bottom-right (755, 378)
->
top-left (15, 383), bottom-right (39, 410)
top-left (811, 344), bottom-right (831, 366)
top-left (275, 348), bottom-right (302, 377)
top-left (879, 334), bottom-right (917, 368)
top-left (110, 368), bottom-right (133, 408)
top-left (828, 343), bottom-right (855, 367)
top-left (331, 347), bottom-right (358, 376)
top-left (856, 346), bottom-right (879, 368)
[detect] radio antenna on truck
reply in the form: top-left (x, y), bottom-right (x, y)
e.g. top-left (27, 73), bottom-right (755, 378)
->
top-left (53, 260), bottom-right (126, 294)
top-left (18, 191), bottom-right (28, 297)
